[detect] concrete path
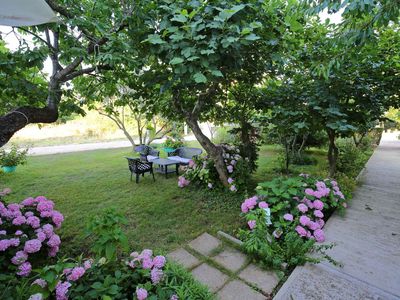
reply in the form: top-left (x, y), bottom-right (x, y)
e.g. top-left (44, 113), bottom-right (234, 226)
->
top-left (275, 131), bottom-right (400, 300)
top-left (27, 135), bottom-right (198, 156)
top-left (167, 232), bottom-right (281, 299)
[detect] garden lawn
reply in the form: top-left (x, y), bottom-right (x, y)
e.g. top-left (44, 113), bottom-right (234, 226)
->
top-left (0, 144), bottom-right (329, 255)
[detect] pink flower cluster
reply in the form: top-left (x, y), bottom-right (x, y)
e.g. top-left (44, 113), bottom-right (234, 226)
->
top-left (0, 196), bottom-right (64, 277)
top-left (127, 250), bottom-right (167, 299)
top-left (177, 176), bottom-right (190, 188)
top-left (294, 197), bottom-right (327, 242)
top-left (51, 259), bottom-right (93, 300)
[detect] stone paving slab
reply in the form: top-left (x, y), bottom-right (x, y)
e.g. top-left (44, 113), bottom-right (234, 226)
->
top-left (166, 248), bottom-right (200, 269)
top-left (191, 263), bottom-right (229, 293)
top-left (239, 264), bottom-right (280, 295)
top-left (218, 280), bottom-right (267, 300)
top-left (274, 263), bottom-right (399, 300)
top-left (214, 247), bottom-right (247, 272)
top-left (188, 232), bottom-right (222, 256)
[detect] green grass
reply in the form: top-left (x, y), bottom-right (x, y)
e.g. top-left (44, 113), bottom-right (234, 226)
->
top-left (0, 143), bottom-right (329, 255)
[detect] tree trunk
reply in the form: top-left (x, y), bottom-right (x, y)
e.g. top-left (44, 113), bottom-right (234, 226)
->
top-left (185, 115), bottom-right (229, 186)
top-left (327, 129), bottom-right (339, 177)
top-left (0, 78), bottom-right (61, 147)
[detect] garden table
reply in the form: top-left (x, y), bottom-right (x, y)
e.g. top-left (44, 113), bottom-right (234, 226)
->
top-left (152, 158), bottom-right (180, 178)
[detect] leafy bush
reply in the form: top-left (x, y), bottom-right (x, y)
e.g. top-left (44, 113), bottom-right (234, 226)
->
top-left (178, 144), bottom-right (251, 192)
top-left (238, 175), bottom-right (346, 270)
top-left (0, 144), bottom-right (28, 167)
top-left (213, 127), bottom-right (235, 144)
top-left (86, 208), bottom-right (129, 260)
top-left (336, 138), bottom-right (367, 178)
top-left (0, 194), bottom-right (64, 298)
top-left (0, 195), bottom-right (64, 277)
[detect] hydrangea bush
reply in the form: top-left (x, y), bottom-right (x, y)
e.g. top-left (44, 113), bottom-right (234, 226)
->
top-left (178, 144), bottom-right (250, 192)
top-left (0, 195), bottom-right (64, 278)
top-left (27, 249), bottom-right (212, 300)
top-left (238, 174), bottom-right (346, 269)
top-left (28, 250), bottom-right (180, 300)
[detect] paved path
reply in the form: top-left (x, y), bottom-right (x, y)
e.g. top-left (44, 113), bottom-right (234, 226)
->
top-left (27, 135), bottom-right (198, 156)
top-left (275, 131), bottom-right (400, 300)
top-left (167, 232), bottom-right (280, 299)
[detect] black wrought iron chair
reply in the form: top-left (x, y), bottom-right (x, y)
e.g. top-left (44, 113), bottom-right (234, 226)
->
top-left (134, 145), bottom-right (160, 162)
top-left (125, 157), bottom-right (155, 183)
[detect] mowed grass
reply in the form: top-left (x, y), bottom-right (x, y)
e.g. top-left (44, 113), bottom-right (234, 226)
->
top-left (0, 143), bottom-right (329, 255)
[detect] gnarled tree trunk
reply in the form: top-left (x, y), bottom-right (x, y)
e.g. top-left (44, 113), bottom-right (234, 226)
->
top-left (185, 114), bottom-right (229, 187)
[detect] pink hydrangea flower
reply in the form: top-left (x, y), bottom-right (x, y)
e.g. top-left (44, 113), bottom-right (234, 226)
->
top-left (84, 259), bottom-right (92, 270)
top-left (247, 220), bottom-right (256, 230)
top-left (9, 238), bottom-right (20, 247)
top-left (0, 230), bottom-right (6, 235)
top-left (313, 200), bottom-right (324, 210)
top-left (48, 246), bottom-right (59, 257)
top-left (11, 251), bottom-right (28, 265)
top-left (241, 202), bottom-right (249, 213)
top-left (17, 262), bottom-right (32, 276)
top-left (42, 224), bottom-right (54, 238)
top-left (153, 255), bottom-right (166, 268)
top-left (171, 295), bottom-right (179, 300)
top-left (151, 267), bottom-right (163, 284)
top-left (258, 201), bottom-right (268, 209)
top-left (299, 215), bottom-right (310, 226)
top-left (227, 165), bottom-right (234, 173)
top-left (314, 210), bottom-right (324, 218)
top-left (21, 197), bottom-right (35, 206)
top-left (36, 199), bottom-right (54, 212)
top-left (26, 216), bottom-right (41, 229)
top-left (37, 231), bottom-right (47, 242)
top-left (230, 185), bottom-right (237, 192)
top-left (0, 239), bottom-right (10, 251)
top-left (25, 211), bottom-right (34, 217)
top-left (227, 177), bottom-right (234, 184)
top-left (51, 211), bottom-right (64, 228)
top-left (307, 221), bottom-right (320, 231)
top-left (283, 213), bottom-right (293, 222)
top-left (313, 229), bottom-right (325, 242)
top-left (15, 230), bottom-right (23, 236)
top-left (67, 266), bottom-right (85, 281)
top-left (136, 288), bottom-right (148, 300)
top-left (297, 203), bottom-right (308, 213)
top-left (188, 160), bottom-right (195, 168)
top-left (140, 249), bottom-right (153, 258)
top-left (47, 234), bottom-right (61, 248)
top-left (12, 216), bottom-right (26, 225)
top-left (55, 281), bottom-right (71, 300)
top-left (142, 257), bottom-right (153, 269)
top-left (317, 218), bottom-right (325, 228)
top-left (32, 279), bottom-right (47, 288)
top-left (24, 239), bottom-right (42, 253)
top-left (295, 225), bottom-right (307, 237)
top-left (304, 188), bottom-right (314, 196)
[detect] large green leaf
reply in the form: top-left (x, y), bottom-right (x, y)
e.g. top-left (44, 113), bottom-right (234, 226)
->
top-left (193, 72), bottom-right (207, 83)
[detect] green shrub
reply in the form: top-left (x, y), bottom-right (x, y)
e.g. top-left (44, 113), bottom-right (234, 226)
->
top-left (85, 208), bottom-right (129, 260)
top-left (336, 138), bottom-right (367, 178)
top-left (238, 175), bottom-right (346, 270)
top-left (213, 127), bottom-right (234, 144)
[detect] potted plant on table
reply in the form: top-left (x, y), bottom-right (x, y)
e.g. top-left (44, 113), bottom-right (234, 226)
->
top-left (163, 137), bottom-right (184, 154)
top-left (0, 144), bottom-right (28, 173)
